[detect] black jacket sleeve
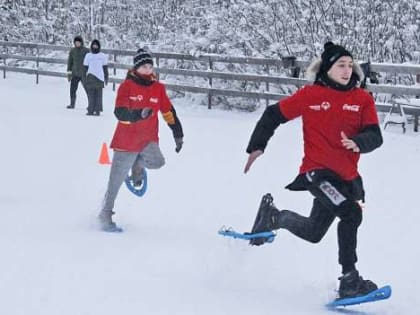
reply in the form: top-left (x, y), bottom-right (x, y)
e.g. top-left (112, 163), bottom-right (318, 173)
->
top-left (168, 107), bottom-right (184, 138)
top-left (114, 107), bottom-right (149, 123)
top-left (67, 50), bottom-right (73, 72)
top-left (103, 65), bottom-right (109, 83)
top-left (246, 104), bottom-right (289, 153)
top-left (351, 124), bottom-right (383, 153)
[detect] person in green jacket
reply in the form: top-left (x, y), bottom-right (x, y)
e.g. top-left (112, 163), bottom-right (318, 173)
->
top-left (66, 36), bottom-right (89, 109)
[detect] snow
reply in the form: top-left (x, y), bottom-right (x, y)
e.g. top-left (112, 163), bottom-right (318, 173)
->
top-left (1, 73), bottom-right (419, 315)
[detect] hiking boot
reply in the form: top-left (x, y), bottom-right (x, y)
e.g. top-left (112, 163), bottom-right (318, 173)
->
top-left (98, 211), bottom-right (123, 233)
top-left (249, 193), bottom-right (281, 245)
top-left (338, 270), bottom-right (378, 299)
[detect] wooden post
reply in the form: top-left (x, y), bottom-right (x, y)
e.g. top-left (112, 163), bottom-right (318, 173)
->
top-left (265, 63), bottom-right (270, 107)
top-left (2, 45), bottom-right (6, 79)
top-left (156, 56), bottom-right (160, 80)
top-left (36, 46), bottom-right (39, 84)
top-left (113, 53), bottom-right (117, 91)
top-left (208, 57), bottom-right (213, 109)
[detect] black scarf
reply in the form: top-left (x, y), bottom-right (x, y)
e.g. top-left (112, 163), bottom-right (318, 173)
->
top-left (315, 72), bottom-right (359, 91)
top-left (126, 71), bottom-right (155, 86)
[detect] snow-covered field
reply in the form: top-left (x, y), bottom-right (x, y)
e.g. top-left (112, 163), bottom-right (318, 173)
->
top-left (1, 73), bottom-right (419, 315)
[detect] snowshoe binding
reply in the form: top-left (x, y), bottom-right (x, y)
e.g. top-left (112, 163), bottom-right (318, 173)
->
top-left (338, 270), bottom-right (378, 299)
top-left (249, 193), bottom-right (280, 246)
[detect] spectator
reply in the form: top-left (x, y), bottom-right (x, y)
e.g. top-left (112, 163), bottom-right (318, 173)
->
top-left (66, 36), bottom-right (89, 109)
top-left (83, 39), bottom-right (108, 116)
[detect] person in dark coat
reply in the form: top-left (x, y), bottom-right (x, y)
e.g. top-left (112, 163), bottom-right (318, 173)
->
top-left (244, 42), bottom-right (383, 300)
top-left (83, 39), bottom-right (109, 116)
top-left (66, 36), bottom-right (89, 109)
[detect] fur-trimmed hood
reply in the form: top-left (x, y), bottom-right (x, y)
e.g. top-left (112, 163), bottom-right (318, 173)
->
top-left (305, 57), bottom-right (365, 86)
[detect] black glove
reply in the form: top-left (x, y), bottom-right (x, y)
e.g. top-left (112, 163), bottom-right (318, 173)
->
top-left (174, 137), bottom-right (183, 153)
top-left (140, 108), bottom-right (153, 119)
top-left (115, 107), bottom-right (153, 122)
top-left (130, 108), bottom-right (153, 121)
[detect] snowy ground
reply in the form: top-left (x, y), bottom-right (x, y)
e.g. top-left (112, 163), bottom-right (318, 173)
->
top-left (1, 73), bottom-right (419, 315)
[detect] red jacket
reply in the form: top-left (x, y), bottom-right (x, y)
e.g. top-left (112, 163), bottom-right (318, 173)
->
top-left (110, 77), bottom-right (172, 152)
top-left (279, 84), bottom-right (379, 180)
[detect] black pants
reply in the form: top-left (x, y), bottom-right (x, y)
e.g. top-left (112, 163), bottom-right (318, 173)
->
top-left (86, 87), bottom-right (103, 114)
top-left (278, 178), bottom-right (362, 273)
top-left (69, 76), bottom-right (87, 106)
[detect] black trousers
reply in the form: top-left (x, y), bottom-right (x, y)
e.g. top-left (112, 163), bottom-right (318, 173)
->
top-left (69, 76), bottom-right (87, 106)
top-left (86, 87), bottom-right (103, 114)
top-left (279, 176), bottom-right (362, 273)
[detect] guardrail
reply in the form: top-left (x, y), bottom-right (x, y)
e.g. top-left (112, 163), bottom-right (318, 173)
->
top-left (2, 41), bottom-right (420, 113)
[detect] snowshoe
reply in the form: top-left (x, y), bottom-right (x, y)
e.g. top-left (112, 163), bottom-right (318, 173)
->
top-left (125, 169), bottom-right (148, 197)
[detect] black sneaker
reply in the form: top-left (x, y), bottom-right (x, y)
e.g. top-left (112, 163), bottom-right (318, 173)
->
top-left (66, 105), bottom-right (75, 109)
top-left (338, 270), bottom-right (378, 299)
top-left (249, 193), bottom-right (280, 245)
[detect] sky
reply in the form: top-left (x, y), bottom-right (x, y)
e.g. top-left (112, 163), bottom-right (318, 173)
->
top-left (0, 73), bottom-right (419, 315)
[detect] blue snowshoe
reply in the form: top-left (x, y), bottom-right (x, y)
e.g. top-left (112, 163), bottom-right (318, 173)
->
top-left (218, 226), bottom-right (276, 243)
top-left (327, 270), bottom-right (391, 307)
top-left (125, 168), bottom-right (148, 197)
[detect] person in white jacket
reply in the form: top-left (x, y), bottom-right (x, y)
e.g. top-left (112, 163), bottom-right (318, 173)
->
top-left (83, 39), bottom-right (108, 116)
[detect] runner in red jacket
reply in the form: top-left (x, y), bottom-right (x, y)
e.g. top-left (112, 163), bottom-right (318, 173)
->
top-left (98, 49), bottom-right (184, 232)
top-left (244, 42), bottom-right (383, 299)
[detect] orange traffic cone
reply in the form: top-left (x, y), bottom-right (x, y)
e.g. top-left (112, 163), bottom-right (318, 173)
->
top-left (98, 142), bottom-right (112, 165)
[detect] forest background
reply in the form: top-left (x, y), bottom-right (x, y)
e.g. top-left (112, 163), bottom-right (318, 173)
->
top-left (1, 0), bottom-right (420, 63)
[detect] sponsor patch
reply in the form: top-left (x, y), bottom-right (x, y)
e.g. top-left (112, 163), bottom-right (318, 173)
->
top-left (321, 101), bottom-right (331, 111)
top-left (343, 104), bottom-right (360, 112)
top-left (149, 97), bottom-right (158, 103)
top-left (129, 95), bottom-right (143, 102)
top-left (309, 105), bottom-right (321, 111)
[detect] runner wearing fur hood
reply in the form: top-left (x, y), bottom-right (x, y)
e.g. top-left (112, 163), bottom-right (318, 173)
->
top-left (244, 42), bottom-right (383, 299)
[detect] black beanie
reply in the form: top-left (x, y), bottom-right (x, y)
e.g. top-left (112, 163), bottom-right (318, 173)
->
top-left (133, 49), bottom-right (153, 69)
top-left (74, 36), bottom-right (83, 45)
top-left (320, 41), bottom-right (352, 73)
top-left (90, 39), bottom-right (101, 53)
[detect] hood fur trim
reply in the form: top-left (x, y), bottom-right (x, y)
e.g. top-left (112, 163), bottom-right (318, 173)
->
top-left (305, 58), bottom-right (364, 86)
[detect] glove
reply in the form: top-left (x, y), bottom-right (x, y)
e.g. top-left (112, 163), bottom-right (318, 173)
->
top-left (132, 108), bottom-right (152, 121)
top-left (140, 108), bottom-right (153, 119)
top-left (67, 71), bottom-right (72, 82)
top-left (174, 137), bottom-right (183, 153)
